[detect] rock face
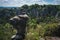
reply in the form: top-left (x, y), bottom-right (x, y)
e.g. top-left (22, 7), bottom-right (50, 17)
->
top-left (45, 37), bottom-right (60, 40)
top-left (9, 14), bottom-right (29, 40)
top-left (40, 37), bottom-right (60, 40)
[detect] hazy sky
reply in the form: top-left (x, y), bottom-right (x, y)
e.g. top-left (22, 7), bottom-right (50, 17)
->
top-left (0, 0), bottom-right (60, 7)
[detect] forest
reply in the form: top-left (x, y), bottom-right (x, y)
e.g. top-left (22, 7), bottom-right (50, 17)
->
top-left (0, 4), bottom-right (60, 40)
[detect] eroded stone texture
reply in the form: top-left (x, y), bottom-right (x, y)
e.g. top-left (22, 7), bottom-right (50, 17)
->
top-left (45, 37), bottom-right (60, 40)
top-left (9, 14), bottom-right (29, 40)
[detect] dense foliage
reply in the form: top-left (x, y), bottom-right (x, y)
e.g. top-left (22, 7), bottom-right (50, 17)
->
top-left (0, 4), bottom-right (60, 40)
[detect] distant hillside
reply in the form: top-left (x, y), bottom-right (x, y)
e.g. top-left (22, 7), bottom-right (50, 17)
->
top-left (0, 4), bottom-right (60, 19)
